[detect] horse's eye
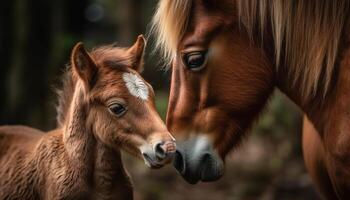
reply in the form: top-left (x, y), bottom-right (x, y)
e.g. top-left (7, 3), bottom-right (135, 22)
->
top-left (108, 103), bottom-right (127, 117)
top-left (183, 51), bottom-right (207, 72)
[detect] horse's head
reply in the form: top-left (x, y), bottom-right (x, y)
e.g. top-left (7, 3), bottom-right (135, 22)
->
top-left (152, 0), bottom-right (275, 183)
top-left (70, 35), bottom-right (176, 168)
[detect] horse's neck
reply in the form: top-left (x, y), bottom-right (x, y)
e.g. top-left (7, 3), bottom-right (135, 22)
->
top-left (277, 27), bottom-right (350, 142)
top-left (307, 40), bottom-right (350, 140)
top-left (63, 82), bottom-right (94, 173)
top-left (93, 141), bottom-right (133, 199)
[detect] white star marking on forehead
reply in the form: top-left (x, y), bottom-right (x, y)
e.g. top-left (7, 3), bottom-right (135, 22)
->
top-left (122, 72), bottom-right (149, 100)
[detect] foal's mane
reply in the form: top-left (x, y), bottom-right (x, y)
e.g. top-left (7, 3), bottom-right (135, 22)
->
top-left (56, 67), bottom-right (76, 127)
top-left (151, 0), bottom-right (350, 98)
top-left (56, 45), bottom-right (131, 127)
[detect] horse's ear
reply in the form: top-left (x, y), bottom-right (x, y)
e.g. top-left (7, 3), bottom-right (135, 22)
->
top-left (128, 35), bottom-right (146, 72)
top-left (71, 42), bottom-right (97, 90)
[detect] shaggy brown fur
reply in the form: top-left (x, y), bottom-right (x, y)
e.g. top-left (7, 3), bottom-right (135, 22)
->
top-left (0, 35), bottom-right (176, 200)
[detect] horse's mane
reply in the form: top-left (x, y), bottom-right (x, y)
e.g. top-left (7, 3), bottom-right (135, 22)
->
top-left (151, 0), bottom-right (350, 98)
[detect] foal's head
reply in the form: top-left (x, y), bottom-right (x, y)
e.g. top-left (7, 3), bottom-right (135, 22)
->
top-left (68, 36), bottom-right (176, 168)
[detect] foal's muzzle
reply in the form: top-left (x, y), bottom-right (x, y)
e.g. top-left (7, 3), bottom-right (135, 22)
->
top-left (173, 136), bottom-right (224, 184)
top-left (141, 140), bottom-right (176, 169)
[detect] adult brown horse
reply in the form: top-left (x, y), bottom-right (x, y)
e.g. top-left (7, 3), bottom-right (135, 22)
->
top-left (151, 0), bottom-right (350, 199)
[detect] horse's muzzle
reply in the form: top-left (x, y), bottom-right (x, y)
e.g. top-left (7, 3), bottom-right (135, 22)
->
top-left (172, 136), bottom-right (224, 184)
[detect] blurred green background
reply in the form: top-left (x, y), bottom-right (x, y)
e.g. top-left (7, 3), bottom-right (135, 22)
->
top-left (0, 0), bottom-right (320, 199)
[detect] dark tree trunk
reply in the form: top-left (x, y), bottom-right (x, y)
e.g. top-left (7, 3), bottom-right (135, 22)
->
top-left (0, 0), bottom-right (15, 124)
top-left (4, 0), bottom-right (54, 129)
top-left (118, 0), bottom-right (143, 44)
top-left (64, 0), bottom-right (89, 37)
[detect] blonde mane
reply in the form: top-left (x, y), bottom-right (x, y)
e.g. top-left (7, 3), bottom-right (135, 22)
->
top-left (150, 0), bottom-right (192, 64)
top-left (151, 0), bottom-right (350, 98)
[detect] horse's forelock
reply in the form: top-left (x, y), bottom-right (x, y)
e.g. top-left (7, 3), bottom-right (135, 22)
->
top-left (150, 0), bottom-right (192, 65)
top-left (151, 0), bottom-right (350, 100)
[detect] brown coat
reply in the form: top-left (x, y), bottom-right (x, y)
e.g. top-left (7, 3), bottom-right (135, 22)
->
top-left (0, 126), bottom-right (133, 200)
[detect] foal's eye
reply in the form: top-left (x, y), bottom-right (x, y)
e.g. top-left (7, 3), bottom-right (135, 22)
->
top-left (108, 103), bottom-right (127, 117)
top-left (182, 51), bottom-right (207, 72)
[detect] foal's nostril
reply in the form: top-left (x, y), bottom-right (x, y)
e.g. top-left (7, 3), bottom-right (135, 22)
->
top-left (142, 152), bottom-right (152, 162)
top-left (155, 143), bottom-right (166, 159)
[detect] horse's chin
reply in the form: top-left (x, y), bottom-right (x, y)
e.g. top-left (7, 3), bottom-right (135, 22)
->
top-left (175, 163), bottom-right (224, 184)
top-left (182, 175), bottom-right (200, 185)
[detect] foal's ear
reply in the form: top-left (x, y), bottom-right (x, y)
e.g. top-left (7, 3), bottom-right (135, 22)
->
top-left (71, 42), bottom-right (98, 90)
top-left (127, 35), bottom-right (146, 72)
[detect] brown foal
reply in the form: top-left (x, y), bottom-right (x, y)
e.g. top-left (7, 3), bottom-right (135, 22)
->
top-left (0, 35), bottom-right (176, 200)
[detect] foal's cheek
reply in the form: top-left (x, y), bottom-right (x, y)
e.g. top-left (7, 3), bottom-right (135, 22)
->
top-left (92, 111), bottom-right (126, 148)
top-left (118, 136), bottom-right (144, 159)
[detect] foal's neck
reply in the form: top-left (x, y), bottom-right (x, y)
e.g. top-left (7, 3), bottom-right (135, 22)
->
top-left (93, 141), bottom-right (133, 199)
top-left (63, 82), bottom-right (94, 171)
top-left (63, 82), bottom-right (133, 199)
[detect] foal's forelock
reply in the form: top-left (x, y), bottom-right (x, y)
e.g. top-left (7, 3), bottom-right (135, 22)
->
top-left (56, 47), bottom-right (135, 128)
top-left (151, 0), bottom-right (350, 99)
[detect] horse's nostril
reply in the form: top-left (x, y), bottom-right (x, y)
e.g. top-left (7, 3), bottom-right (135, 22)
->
top-left (173, 150), bottom-right (186, 174)
top-left (199, 153), bottom-right (223, 182)
top-left (200, 153), bottom-right (213, 171)
top-left (155, 143), bottom-right (166, 159)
